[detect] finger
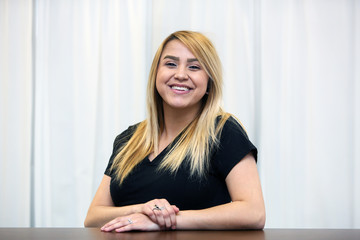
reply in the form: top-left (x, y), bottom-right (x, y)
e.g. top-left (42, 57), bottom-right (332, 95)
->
top-left (152, 206), bottom-right (166, 228)
top-left (159, 200), bottom-right (177, 228)
top-left (115, 224), bottom-right (133, 233)
top-left (156, 201), bottom-right (175, 229)
top-left (154, 205), bottom-right (170, 229)
top-left (172, 205), bottom-right (180, 213)
top-left (143, 204), bottom-right (157, 223)
top-left (155, 199), bottom-right (176, 229)
top-left (101, 218), bottom-right (121, 231)
top-left (167, 207), bottom-right (177, 229)
top-left (162, 207), bottom-right (172, 229)
top-left (102, 222), bottom-right (123, 232)
top-left (144, 199), bottom-right (175, 229)
top-left (161, 205), bottom-right (177, 229)
top-left (101, 219), bottom-right (129, 232)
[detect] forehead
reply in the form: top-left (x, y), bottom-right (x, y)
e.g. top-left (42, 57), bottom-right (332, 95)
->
top-left (161, 40), bottom-right (196, 58)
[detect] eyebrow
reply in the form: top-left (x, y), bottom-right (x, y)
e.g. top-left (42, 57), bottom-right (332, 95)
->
top-left (163, 55), bottom-right (199, 62)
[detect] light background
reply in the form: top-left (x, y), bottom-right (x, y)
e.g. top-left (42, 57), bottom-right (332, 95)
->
top-left (1, 0), bottom-right (359, 228)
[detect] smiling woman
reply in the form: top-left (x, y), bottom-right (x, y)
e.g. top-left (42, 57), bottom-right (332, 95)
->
top-left (84, 31), bottom-right (265, 232)
top-left (155, 40), bottom-right (209, 123)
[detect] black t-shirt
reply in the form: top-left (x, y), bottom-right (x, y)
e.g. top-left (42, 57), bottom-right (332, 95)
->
top-left (105, 116), bottom-right (257, 210)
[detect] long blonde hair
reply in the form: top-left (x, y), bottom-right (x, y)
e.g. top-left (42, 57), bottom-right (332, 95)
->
top-left (111, 31), bottom-right (230, 184)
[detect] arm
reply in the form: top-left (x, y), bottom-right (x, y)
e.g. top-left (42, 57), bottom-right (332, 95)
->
top-left (176, 153), bottom-right (266, 229)
top-left (84, 175), bottom-right (140, 227)
top-left (84, 175), bottom-right (179, 229)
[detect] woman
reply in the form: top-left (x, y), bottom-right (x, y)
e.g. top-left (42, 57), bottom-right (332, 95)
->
top-left (84, 30), bottom-right (265, 232)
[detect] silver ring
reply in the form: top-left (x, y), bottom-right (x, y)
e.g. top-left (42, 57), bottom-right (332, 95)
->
top-left (152, 204), bottom-right (165, 211)
top-left (127, 219), bottom-right (133, 224)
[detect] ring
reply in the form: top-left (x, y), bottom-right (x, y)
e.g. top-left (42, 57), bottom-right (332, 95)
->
top-left (127, 219), bottom-right (133, 224)
top-left (152, 204), bottom-right (165, 211)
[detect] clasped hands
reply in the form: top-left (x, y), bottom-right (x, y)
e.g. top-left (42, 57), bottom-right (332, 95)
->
top-left (101, 199), bottom-right (179, 232)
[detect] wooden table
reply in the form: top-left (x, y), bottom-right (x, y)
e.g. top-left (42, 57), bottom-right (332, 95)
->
top-left (0, 228), bottom-right (359, 240)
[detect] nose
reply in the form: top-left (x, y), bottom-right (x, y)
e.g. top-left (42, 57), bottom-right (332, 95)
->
top-left (174, 67), bottom-right (189, 81)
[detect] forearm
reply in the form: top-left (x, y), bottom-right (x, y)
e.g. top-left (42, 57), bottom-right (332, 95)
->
top-left (176, 201), bottom-right (265, 230)
top-left (84, 204), bottom-right (142, 227)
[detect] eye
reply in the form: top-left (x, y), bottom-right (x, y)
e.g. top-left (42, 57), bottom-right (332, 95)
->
top-left (165, 62), bottom-right (177, 67)
top-left (189, 65), bottom-right (201, 70)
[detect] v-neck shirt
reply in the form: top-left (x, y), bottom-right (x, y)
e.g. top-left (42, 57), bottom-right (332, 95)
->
top-left (104, 116), bottom-right (257, 210)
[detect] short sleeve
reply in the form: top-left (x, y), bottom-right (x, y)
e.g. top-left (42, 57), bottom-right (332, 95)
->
top-left (212, 117), bottom-right (258, 179)
top-left (104, 124), bottom-right (139, 176)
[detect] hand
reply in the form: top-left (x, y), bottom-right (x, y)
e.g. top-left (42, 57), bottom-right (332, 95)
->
top-left (101, 213), bottom-right (160, 232)
top-left (141, 199), bottom-right (179, 230)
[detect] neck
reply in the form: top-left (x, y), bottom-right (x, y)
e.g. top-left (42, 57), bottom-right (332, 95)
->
top-left (161, 104), bottom-right (201, 140)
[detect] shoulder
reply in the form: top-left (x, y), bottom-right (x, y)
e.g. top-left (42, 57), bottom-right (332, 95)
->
top-left (112, 122), bottom-right (141, 151)
top-left (217, 115), bottom-right (250, 140)
top-left (215, 114), bottom-right (257, 162)
top-left (105, 122), bottom-right (142, 176)
top-left (224, 116), bottom-right (249, 138)
top-left (210, 115), bottom-right (257, 179)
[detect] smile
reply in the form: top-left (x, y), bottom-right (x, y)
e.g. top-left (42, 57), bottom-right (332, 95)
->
top-left (171, 85), bottom-right (191, 91)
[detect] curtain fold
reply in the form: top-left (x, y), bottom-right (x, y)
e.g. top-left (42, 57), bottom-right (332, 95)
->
top-left (353, 0), bottom-right (360, 228)
top-left (0, 0), bottom-right (359, 228)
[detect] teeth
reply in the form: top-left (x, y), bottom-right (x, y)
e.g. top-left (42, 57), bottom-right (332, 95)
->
top-left (171, 86), bottom-right (189, 91)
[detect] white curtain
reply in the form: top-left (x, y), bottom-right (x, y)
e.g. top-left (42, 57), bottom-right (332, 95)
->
top-left (0, 0), bottom-right (359, 228)
top-left (259, 0), bottom-right (360, 228)
top-left (0, 0), bottom-right (32, 227)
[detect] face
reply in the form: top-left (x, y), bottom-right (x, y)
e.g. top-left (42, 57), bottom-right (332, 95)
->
top-left (156, 40), bottom-right (209, 114)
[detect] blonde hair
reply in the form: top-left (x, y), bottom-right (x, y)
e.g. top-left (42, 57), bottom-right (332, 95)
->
top-left (111, 31), bottom-right (230, 184)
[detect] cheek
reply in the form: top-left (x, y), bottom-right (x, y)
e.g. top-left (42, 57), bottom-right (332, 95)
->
top-left (155, 70), bottom-right (165, 85)
top-left (200, 76), bottom-right (209, 92)
top-left (155, 75), bottom-right (164, 98)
